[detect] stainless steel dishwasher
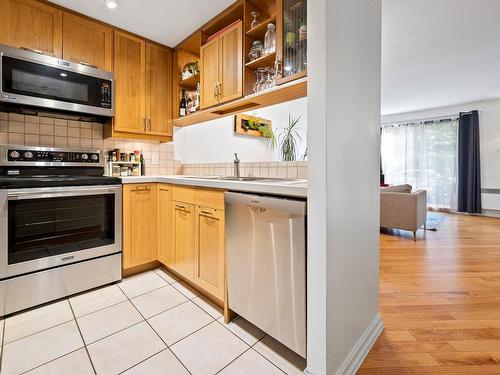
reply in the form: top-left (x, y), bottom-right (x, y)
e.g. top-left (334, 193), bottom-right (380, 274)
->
top-left (225, 191), bottom-right (306, 358)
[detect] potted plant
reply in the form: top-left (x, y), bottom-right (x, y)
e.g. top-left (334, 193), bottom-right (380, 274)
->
top-left (278, 115), bottom-right (303, 161)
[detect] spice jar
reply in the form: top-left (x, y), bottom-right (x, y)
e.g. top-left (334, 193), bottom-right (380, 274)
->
top-left (248, 40), bottom-right (264, 62)
top-left (111, 165), bottom-right (120, 177)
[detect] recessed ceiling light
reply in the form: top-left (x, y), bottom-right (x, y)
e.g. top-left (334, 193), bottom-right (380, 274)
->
top-left (105, 0), bottom-right (117, 9)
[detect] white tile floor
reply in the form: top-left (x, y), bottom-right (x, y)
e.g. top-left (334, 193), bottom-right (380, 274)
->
top-left (0, 269), bottom-right (307, 375)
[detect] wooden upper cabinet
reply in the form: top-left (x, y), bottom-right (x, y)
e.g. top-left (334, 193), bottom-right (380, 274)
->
top-left (62, 12), bottom-right (113, 71)
top-left (194, 206), bottom-right (225, 300)
top-left (218, 21), bottom-right (243, 104)
top-left (0, 0), bottom-right (62, 57)
top-left (157, 184), bottom-right (173, 266)
top-left (146, 43), bottom-right (173, 136)
top-left (200, 20), bottom-right (243, 109)
top-left (113, 31), bottom-right (146, 134)
top-left (200, 38), bottom-right (219, 109)
top-left (123, 184), bottom-right (158, 270)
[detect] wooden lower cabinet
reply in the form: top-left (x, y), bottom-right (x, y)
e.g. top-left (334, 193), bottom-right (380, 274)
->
top-left (194, 206), bottom-right (225, 300)
top-left (157, 184), bottom-right (172, 265)
top-left (170, 201), bottom-right (196, 279)
top-left (123, 184), bottom-right (157, 270)
top-left (123, 183), bottom-right (226, 307)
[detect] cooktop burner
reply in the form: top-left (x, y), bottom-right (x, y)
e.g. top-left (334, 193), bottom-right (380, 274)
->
top-left (0, 146), bottom-right (121, 189)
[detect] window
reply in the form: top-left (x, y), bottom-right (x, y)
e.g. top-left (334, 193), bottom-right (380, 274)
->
top-left (381, 118), bottom-right (458, 209)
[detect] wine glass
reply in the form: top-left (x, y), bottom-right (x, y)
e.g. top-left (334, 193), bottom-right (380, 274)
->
top-left (250, 11), bottom-right (259, 30)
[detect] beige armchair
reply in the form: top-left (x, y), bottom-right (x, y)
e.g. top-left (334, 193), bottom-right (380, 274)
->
top-left (380, 184), bottom-right (427, 241)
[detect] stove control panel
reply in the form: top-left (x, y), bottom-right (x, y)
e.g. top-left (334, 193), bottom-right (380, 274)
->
top-left (5, 148), bottom-right (100, 164)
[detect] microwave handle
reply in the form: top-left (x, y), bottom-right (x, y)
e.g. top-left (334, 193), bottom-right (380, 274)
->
top-left (79, 61), bottom-right (98, 69)
top-left (20, 47), bottom-right (44, 55)
top-left (7, 187), bottom-right (119, 200)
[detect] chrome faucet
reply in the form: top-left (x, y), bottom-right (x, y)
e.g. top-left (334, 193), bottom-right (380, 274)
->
top-left (233, 153), bottom-right (240, 178)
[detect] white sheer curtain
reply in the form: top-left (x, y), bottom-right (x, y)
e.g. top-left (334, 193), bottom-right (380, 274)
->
top-left (381, 119), bottom-right (458, 209)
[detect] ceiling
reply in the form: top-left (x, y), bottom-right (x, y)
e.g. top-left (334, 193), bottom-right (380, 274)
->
top-left (50, 0), bottom-right (500, 115)
top-left (48, 0), bottom-right (235, 47)
top-left (382, 0), bottom-right (500, 115)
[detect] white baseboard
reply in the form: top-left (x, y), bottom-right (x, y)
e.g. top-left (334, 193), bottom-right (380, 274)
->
top-left (303, 313), bottom-right (384, 375)
top-left (334, 313), bottom-right (384, 375)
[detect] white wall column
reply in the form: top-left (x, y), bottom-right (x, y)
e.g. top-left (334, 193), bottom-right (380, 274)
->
top-left (307, 0), bottom-right (383, 374)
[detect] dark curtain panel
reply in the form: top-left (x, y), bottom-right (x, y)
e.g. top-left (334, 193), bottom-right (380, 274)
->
top-left (457, 110), bottom-right (482, 213)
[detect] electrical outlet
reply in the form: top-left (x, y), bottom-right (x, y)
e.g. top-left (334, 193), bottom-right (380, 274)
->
top-left (152, 153), bottom-right (159, 165)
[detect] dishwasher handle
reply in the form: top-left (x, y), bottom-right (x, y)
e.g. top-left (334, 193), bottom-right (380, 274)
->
top-left (224, 192), bottom-right (306, 216)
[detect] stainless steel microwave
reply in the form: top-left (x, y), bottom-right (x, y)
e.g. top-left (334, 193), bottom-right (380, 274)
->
top-left (0, 44), bottom-right (114, 117)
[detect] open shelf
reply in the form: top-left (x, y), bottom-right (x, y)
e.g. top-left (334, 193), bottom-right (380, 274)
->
top-left (172, 77), bottom-right (306, 127)
top-left (245, 51), bottom-right (276, 68)
top-left (178, 74), bottom-right (200, 89)
top-left (246, 15), bottom-right (276, 39)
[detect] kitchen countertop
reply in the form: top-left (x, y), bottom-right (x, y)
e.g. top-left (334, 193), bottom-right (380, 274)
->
top-left (120, 175), bottom-right (307, 198)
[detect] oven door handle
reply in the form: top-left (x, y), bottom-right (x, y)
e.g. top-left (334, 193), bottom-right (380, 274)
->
top-left (7, 187), bottom-right (119, 200)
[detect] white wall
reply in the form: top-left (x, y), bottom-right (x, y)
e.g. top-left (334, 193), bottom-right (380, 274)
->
top-left (307, 0), bottom-right (382, 374)
top-left (381, 98), bottom-right (500, 210)
top-left (174, 98), bottom-right (308, 163)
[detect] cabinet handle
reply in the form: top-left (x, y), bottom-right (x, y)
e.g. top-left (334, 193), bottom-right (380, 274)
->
top-left (143, 117), bottom-right (147, 132)
top-left (79, 61), bottom-right (98, 69)
top-left (21, 47), bottom-right (44, 55)
top-left (134, 186), bottom-right (150, 191)
top-left (175, 204), bottom-right (187, 210)
top-left (275, 59), bottom-right (283, 79)
top-left (148, 117), bottom-right (151, 132)
top-left (201, 210), bottom-right (214, 216)
top-left (213, 83), bottom-right (217, 99)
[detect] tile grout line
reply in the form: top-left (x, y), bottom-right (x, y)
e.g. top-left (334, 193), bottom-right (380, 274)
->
top-left (213, 346), bottom-right (252, 375)
top-left (19, 347), bottom-right (85, 375)
top-left (120, 279), bottom-right (194, 375)
top-left (68, 298), bottom-right (98, 375)
top-left (2, 317), bottom-right (75, 346)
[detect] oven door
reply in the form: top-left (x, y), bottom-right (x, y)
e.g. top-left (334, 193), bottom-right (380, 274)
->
top-left (0, 185), bottom-right (122, 279)
top-left (0, 45), bottom-right (114, 117)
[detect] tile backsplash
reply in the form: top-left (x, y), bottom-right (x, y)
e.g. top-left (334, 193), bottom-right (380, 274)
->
top-left (0, 111), bottom-right (308, 178)
top-left (182, 161), bottom-right (308, 179)
top-left (0, 111), bottom-right (181, 176)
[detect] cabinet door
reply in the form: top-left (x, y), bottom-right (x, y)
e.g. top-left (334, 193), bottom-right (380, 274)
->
top-left (123, 184), bottom-right (157, 269)
top-left (194, 206), bottom-right (225, 300)
top-left (113, 31), bottom-right (146, 133)
top-left (276, 0), bottom-right (307, 84)
top-left (62, 12), bottom-right (113, 71)
top-left (0, 0), bottom-right (62, 57)
top-left (157, 184), bottom-right (173, 266)
top-left (171, 201), bottom-right (195, 279)
top-left (200, 38), bottom-right (219, 109)
top-left (219, 21), bottom-right (243, 104)
top-left (146, 43), bottom-right (173, 136)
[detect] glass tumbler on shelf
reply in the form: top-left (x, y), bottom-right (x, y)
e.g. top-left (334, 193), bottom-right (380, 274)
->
top-left (250, 11), bottom-right (260, 30)
top-left (264, 23), bottom-right (276, 54)
top-left (254, 69), bottom-right (263, 93)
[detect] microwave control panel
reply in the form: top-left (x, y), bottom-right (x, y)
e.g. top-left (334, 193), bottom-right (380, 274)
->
top-left (100, 80), bottom-right (112, 108)
top-left (7, 149), bottom-right (100, 163)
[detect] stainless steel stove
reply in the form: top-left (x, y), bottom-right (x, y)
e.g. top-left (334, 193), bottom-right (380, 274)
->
top-left (0, 145), bottom-right (122, 316)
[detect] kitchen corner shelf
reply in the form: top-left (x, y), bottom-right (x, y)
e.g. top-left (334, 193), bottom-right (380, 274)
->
top-left (172, 77), bottom-right (306, 127)
top-left (245, 15), bottom-right (277, 39)
top-left (178, 74), bottom-right (200, 89)
top-left (245, 52), bottom-right (276, 69)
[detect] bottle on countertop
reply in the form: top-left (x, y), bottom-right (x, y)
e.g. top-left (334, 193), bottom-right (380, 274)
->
top-left (179, 89), bottom-right (187, 117)
top-left (140, 150), bottom-right (145, 176)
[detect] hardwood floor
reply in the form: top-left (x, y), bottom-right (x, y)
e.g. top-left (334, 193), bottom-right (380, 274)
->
top-left (358, 213), bottom-right (500, 374)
